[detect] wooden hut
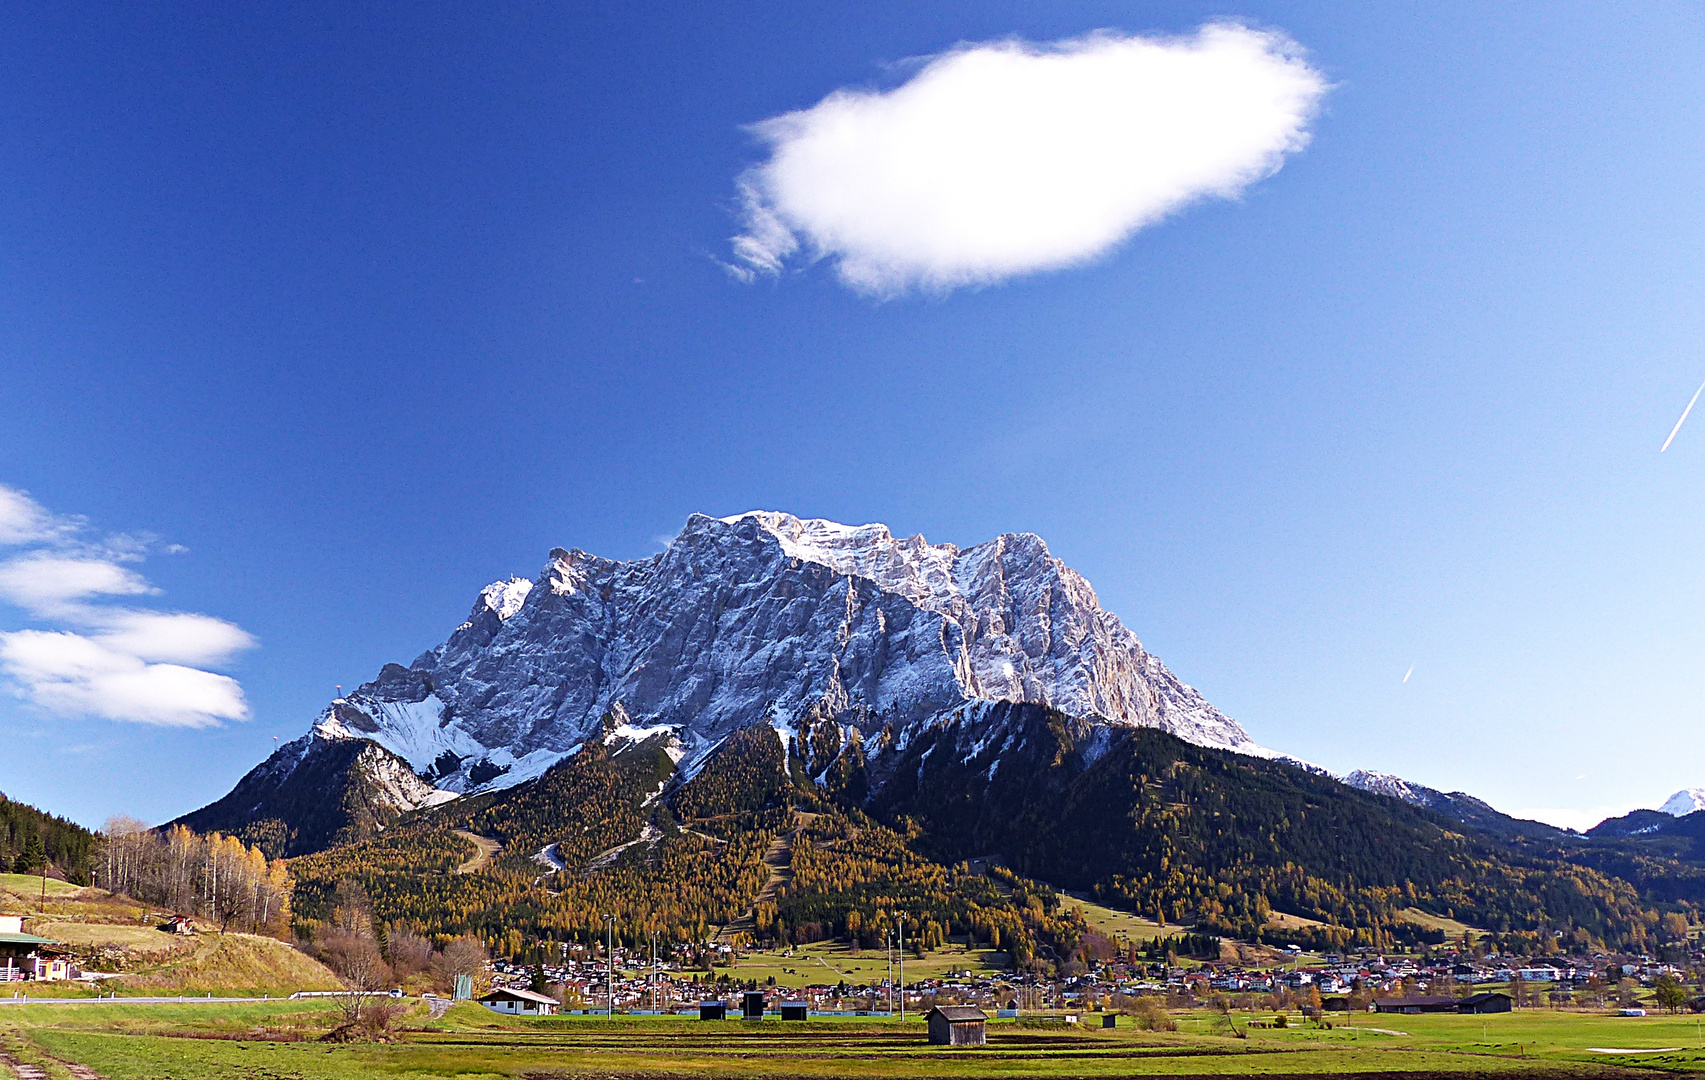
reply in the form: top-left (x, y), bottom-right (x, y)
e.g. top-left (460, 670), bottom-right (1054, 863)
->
top-left (926, 1005), bottom-right (987, 1046)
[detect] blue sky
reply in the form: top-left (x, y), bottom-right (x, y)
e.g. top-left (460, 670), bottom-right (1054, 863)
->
top-left (2, 2), bottom-right (1703, 831)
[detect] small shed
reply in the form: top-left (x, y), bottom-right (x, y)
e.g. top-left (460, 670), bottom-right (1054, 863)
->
top-left (1375, 995), bottom-right (1459, 1014)
top-left (699, 1000), bottom-right (727, 1020)
top-left (742, 990), bottom-right (766, 1020)
top-left (781, 1001), bottom-right (808, 1021)
top-left (1101, 1014), bottom-right (1117, 1029)
top-left (1457, 992), bottom-right (1512, 1014)
top-left (477, 987), bottom-right (559, 1016)
top-left (927, 1005), bottom-right (987, 1047)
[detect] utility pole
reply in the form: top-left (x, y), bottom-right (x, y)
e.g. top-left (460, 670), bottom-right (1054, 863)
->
top-left (886, 931), bottom-right (894, 1017)
top-left (898, 920), bottom-right (905, 1022)
top-left (604, 915), bottom-right (616, 1019)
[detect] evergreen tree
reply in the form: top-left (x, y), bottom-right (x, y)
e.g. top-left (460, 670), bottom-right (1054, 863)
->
top-left (18, 830), bottom-right (45, 874)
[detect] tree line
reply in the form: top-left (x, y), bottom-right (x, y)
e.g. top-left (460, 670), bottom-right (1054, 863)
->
top-left (97, 818), bottom-right (293, 935)
top-left (0, 792), bottom-right (96, 883)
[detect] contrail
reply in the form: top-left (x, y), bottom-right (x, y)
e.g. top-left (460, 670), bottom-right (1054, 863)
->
top-left (1661, 379), bottom-right (1705, 452)
top-left (1402, 665), bottom-right (1413, 684)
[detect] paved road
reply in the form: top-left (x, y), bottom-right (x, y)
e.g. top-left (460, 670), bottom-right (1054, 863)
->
top-left (0, 995), bottom-right (289, 1006)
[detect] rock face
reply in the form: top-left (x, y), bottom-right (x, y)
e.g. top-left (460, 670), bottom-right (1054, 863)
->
top-left (1342, 770), bottom-right (1439, 807)
top-left (181, 511), bottom-right (1267, 842)
top-left (172, 733), bottom-right (455, 856)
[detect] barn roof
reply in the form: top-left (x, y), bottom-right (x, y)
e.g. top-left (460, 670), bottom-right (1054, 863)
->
top-left (928, 1005), bottom-right (987, 1022)
top-left (479, 986), bottom-right (559, 1006)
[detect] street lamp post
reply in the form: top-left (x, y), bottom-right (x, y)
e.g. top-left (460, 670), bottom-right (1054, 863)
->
top-left (898, 920), bottom-right (905, 1022)
top-left (603, 915), bottom-right (617, 1019)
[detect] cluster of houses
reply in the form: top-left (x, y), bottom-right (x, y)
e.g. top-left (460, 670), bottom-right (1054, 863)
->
top-left (475, 943), bottom-right (1693, 1023)
top-left (475, 983), bottom-right (991, 1044)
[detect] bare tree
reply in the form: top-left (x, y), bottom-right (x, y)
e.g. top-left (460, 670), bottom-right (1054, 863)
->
top-left (387, 929), bottom-right (434, 981)
top-left (432, 934), bottom-right (489, 994)
top-left (332, 879), bottom-right (375, 933)
top-left (318, 927), bottom-right (392, 1027)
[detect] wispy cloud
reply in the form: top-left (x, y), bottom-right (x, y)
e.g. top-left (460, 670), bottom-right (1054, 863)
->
top-left (0, 486), bottom-right (82, 547)
top-left (726, 23), bottom-right (1328, 296)
top-left (0, 484), bottom-right (254, 727)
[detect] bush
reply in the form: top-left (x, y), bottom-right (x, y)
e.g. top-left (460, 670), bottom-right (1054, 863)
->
top-left (1130, 997), bottom-right (1177, 1032)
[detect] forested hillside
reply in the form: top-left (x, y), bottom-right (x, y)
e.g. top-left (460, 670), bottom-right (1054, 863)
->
top-left (869, 704), bottom-right (1654, 953)
top-left (274, 705), bottom-right (1682, 962)
top-left (0, 791), bottom-right (95, 883)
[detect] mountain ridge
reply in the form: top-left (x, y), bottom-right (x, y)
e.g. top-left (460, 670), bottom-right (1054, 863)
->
top-left (178, 511), bottom-right (1269, 848)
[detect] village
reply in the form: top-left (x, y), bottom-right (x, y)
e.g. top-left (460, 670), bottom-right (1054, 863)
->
top-left (470, 935), bottom-right (1705, 1021)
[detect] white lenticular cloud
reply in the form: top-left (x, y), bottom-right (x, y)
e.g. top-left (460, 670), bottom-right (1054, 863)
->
top-left (0, 482), bottom-right (256, 727)
top-left (728, 23), bottom-right (1328, 296)
top-left (87, 611), bottom-right (257, 668)
top-left (0, 551), bottom-right (157, 616)
top-left (0, 630), bottom-right (248, 728)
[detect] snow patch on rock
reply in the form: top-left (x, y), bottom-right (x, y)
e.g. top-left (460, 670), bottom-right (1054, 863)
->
top-left (1661, 788), bottom-right (1705, 817)
top-left (281, 511), bottom-right (1269, 797)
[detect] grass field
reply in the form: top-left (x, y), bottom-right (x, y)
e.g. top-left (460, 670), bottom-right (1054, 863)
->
top-left (0, 874), bottom-right (85, 899)
top-left (9, 1002), bottom-right (1705, 1079)
top-left (1058, 892), bottom-right (1172, 944)
top-left (726, 938), bottom-right (1012, 988)
top-left (1397, 908), bottom-right (1485, 937)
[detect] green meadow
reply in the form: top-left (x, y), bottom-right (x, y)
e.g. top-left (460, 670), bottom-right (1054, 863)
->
top-left (6, 1002), bottom-right (1705, 1080)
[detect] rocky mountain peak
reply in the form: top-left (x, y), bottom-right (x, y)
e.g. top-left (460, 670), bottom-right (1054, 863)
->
top-left (195, 512), bottom-right (1266, 813)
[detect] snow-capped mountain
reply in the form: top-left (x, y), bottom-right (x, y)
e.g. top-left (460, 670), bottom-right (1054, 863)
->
top-left (1342, 769), bottom-right (1568, 839)
top-left (190, 511), bottom-right (1267, 831)
top-left (1342, 769), bottom-right (1437, 806)
top-left (1661, 789), bottom-right (1705, 817)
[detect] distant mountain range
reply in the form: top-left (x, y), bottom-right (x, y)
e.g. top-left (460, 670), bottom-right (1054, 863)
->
top-left (1343, 771), bottom-right (1705, 838)
top-left (1341, 770), bottom-right (1568, 841)
top-left (167, 513), bottom-right (1705, 954)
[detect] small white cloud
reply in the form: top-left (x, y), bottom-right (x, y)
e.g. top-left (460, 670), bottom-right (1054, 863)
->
top-left (0, 629), bottom-right (249, 728)
top-left (729, 23), bottom-right (1328, 296)
top-left (0, 481), bottom-right (254, 728)
top-left (0, 552), bottom-right (157, 616)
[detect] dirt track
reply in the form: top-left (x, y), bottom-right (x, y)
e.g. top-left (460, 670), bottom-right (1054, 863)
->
top-left (452, 830), bottom-right (502, 874)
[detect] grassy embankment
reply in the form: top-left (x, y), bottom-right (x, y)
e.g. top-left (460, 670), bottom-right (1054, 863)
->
top-left (0, 874), bottom-right (337, 998)
top-left (10, 1003), bottom-right (1705, 1080)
